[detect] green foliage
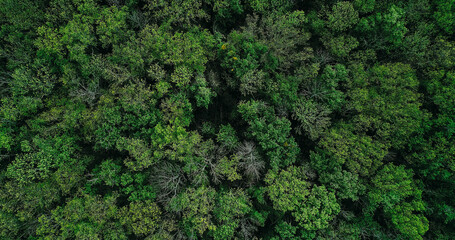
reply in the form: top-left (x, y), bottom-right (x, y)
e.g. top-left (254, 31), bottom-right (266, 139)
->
top-left (327, 1), bottom-right (359, 32)
top-left (292, 98), bottom-right (331, 140)
top-left (191, 75), bottom-right (217, 108)
top-left (144, 0), bottom-right (210, 28)
top-left (265, 166), bottom-right (311, 213)
top-left (0, 180), bottom-right (60, 223)
top-left (348, 63), bottom-right (428, 149)
top-left (295, 185), bottom-right (340, 231)
top-left (273, 221), bottom-right (299, 239)
top-left (118, 172), bottom-right (156, 202)
top-left (214, 155), bottom-right (242, 182)
top-left (37, 193), bottom-right (125, 239)
top-left (354, 0), bottom-right (376, 13)
top-left (212, 189), bottom-right (252, 239)
top-left (426, 69), bottom-right (455, 115)
top-left (1, 0), bottom-right (454, 239)
top-left (169, 186), bottom-right (216, 237)
top-left (95, 159), bottom-right (122, 187)
top-left (97, 6), bottom-right (130, 48)
top-left (0, 0), bottom-right (46, 70)
top-left (213, 0), bottom-right (243, 26)
top-left (119, 200), bottom-right (161, 236)
top-left (220, 29), bottom-right (270, 91)
top-left (322, 34), bottom-right (359, 57)
top-left (238, 100), bottom-right (299, 169)
top-left (319, 170), bottom-right (366, 201)
top-left (368, 164), bottom-right (429, 239)
top-left (319, 125), bottom-right (387, 176)
top-left (219, 11), bottom-right (311, 106)
top-left (301, 64), bottom-right (347, 111)
top-left (139, 24), bottom-right (216, 74)
top-left (248, 0), bottom-right (295, 14)
top-left (355, 4), bottom-right (409, 50)
top-left (0, 210), bottom-right (19, 239)
top-left (216, 124), bottom-right (239, 151)
top-left (266, 166), bottom-right (340, 230)
top-left (368, 164), bottom-right (418, 210)
top-left (434, 0), bottom-right (455, 34)
top-left (6, 135), bottom-right (78, 184)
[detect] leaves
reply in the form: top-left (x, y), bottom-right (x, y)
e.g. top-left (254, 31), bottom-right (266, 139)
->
top-left (265, 166), bottom-right (340, 231)
top-left (1, 0), bottom-right (454, 239)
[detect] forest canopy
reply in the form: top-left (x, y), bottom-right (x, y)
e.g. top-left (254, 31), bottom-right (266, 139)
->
top-left (0, 0), bottom-right (454, 239)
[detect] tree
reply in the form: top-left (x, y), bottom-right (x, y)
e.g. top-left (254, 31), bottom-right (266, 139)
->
top-left (213, 0), bottom-right (244, 27)
top-left (96, 6), bottom-right (130, 48)
top-left (0, 180), bottom-right (61, 238)
top-left (238, 100), bottom-right (300, 169)
top-left (37, 193), bottom-right (127, 239)
top-left (295, 185), bottom-right (340, 231)
top-left (292, 98), bottom-right (331, 140)
top-left (355, 4), bottom-right (408, 50)
top-left (265, 166), bottom-right (340, 231)
top-left (322, 34), bottom-right (359, 58)
top-left (300, 64), bottom-right (347, 111)
top-left (367, 164), bottom-right (429, 240)
top-left (265, 166), bottom-right (311, 213)
top-left (6, 135), bottom-right (79, 184)
top-left (237, 141), bottom-right (265, 183)
top-left (212, 189), bottom-right (253, 240)
top-left (168, 186), bottom-right (216, 238)
top-left (319, 125), bottom-right (387, 176)
top-left (119, 200), bottom-right (162, 237)
top-left (348, 63), bottom-right (428, 149)
top-left (216, 124), bottom-right (239, 151)
top-left (318, 170), bottom-right (366, 201)
top-left (434, 0), bottom-right (455, 34)
top-left (327, 1), bottom-right (359, 32)
top-left (0, 0), bottom-right (46, 69)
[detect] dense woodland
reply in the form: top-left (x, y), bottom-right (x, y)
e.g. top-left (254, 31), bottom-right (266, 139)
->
top-left (0, 0), bottom-right (454, 239)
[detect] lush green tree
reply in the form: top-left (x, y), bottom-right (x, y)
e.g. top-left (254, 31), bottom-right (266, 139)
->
top-left (355, 4), bottom-right (409, 50)
top-left (317, 160), bottom-right (366, 201)
top-left (300, 64), bottom-right (347, 111)
top-left (327, 1), bottom-right (359, 32)
top-left (37, 193), bottom-right (126, 239)
top-left (248, 0), bottom-right (295, 15)
top-left (0, 180), bottom-right (61, 238)
top-left (266, 166), bottom-right (340, 231)
top-left (368, 164), bottom-right (429, 240)
top-left (319, 124), bottom-right (387, 176)
top-left (292, 98), bottom-right (331, 140)
top-left (322, 34), bottom-right (359, 58)
top-left (295, 185), bottom-right (340, 231)
top-left (0, 0), bottom-right (46, 69)
top-left (265, 166), bottom-right (311, 213)
top-left (219, 10), bottom-right (313, 108)
top-left (168, 186), bottom-right (216, 238)
top-left (211, 189), bottom-right (252, 239)
top-left (119, 200), bottom-right (162, 237)
top-left (216, 124), bottom-right (239, 151)
top-left (353, 0), bottom-right (376, 14)
top-left (434, 0), bottom-right (455, 34)
top-left (238, 100), bottom-right (299, 169)
top-left (213, 0), bottom-right (243, 27)
top-left (6, 135), bottom-right (79, 184)
top-left (348, 63), bottom-right (429, 149)
top-left (97, 6), bottom-right (131, 48)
